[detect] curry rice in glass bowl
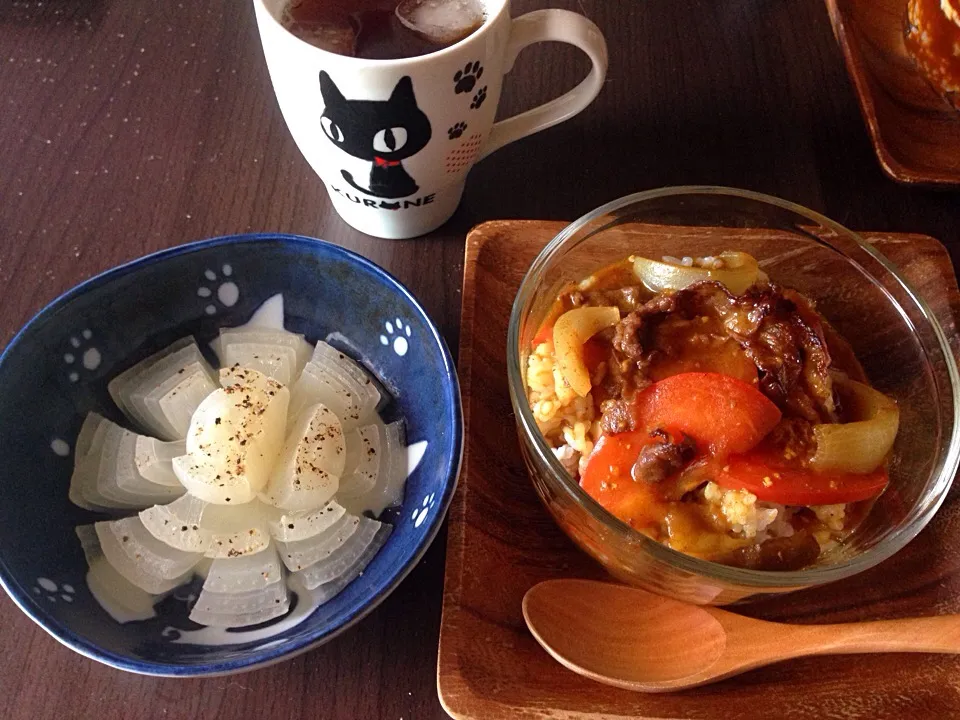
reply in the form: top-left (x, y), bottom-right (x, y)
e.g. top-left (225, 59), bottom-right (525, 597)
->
top-left (507, 186), bottom-right (960, 605)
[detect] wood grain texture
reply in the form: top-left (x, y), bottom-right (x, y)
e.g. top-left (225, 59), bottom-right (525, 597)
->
top-left (1, 0), bottom-right (960, 717)
top-left (826, 0), bottom-right (960, 184)
top-left (438, 220), bottom-right (960, 720)
top-left (523, 579), bottom-right (960, 693)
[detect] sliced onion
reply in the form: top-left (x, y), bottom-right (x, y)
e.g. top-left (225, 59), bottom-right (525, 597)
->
top-left (337, 424), bottom-right (381, 497)
top-left (294, 516), bottom-right (389, 591)
top-left (135, 436), bottom-right (186, 487)
top-left (75, 412), bottom-right (106, 459)
top-left (70, 415), bottom-right (185, 510)
top-left (213, 327), bottom-right (312, 386)
top-left (140, 494), bottom-right (212, 553)
top-left (264, 500), bottom-right (347, 542)
top-left (552, 306), bottom-right (620, 398)
top-left (147, 362), bottom-right (219, 440)
top-left (260, 403), bottom-right (344, 512)
top-left (108, 337), bottom-right (193, 425)
top-left (810, 376), bottom-right (899, 474)
top-left (189, 579), bottom-right (289, 627)
top-left (337, 420), bottom-right (407, 516)
top-left (76, 526), bottom-right (159, 622)
top-left (97, 422), bottom-right (186, 506)
top-left (288, 342), bottom-right (380, 429)
top-left (111, 337), bottom-right (217, 440)
top-left (632, 251), bottom-right (760, 295)
top-left (69, 413), bottom-right (110, 511)
top-left (141, 497), bottom-right (272, 557)
top-left (95, 516), bottom-right (201, 594)
top-left (202, 543), bottom-right (283, 593)
top-left (275, 513), bottom-right (361, 572)
top-left (200, 501), bottom-right (272, 559)
top-left (173, 368), bottom-right (289, 504)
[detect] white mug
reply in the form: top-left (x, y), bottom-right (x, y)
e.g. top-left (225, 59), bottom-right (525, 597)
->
top-left (253, 0), bottom-right (608, 239)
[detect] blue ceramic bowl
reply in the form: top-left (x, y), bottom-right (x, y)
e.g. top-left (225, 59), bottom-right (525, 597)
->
top-left (0, 234), bottom-right (462, 675)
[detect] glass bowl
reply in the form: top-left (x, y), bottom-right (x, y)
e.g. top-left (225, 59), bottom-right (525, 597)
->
top-left (507, 186), bottom-right (960, 605)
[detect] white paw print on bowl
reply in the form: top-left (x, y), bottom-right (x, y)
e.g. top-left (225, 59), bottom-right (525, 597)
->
top-left (412, 492), bottom-right (436, 529)
top-left (198, 264), bottom-right (239, 315)
top-left (33, 577), bottom-right (76, 604)
top-left (64, 329), bottom-right (101, 383)
top-left (380, 318), bottom-right (411, 357)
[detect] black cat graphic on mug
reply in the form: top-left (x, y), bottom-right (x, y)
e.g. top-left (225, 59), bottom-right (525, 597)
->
top-left (319, 71), bottom-right (432, 199)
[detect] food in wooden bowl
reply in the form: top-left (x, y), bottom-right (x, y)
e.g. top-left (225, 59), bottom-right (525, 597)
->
top-left (525, 251), bottom-right (898, 571)
top-left (905, 0), bottom-right (960, 111)
top-left (507, 187), bottom-right (960, 604)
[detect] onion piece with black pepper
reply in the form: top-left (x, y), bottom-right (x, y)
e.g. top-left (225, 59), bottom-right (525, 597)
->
top-left (212, 327), bottom-right (313, 386)
top-left (172, 367), bottom-right (289, 505)
top-left (109, 337), bottom-right (219, 440)
top-left (260, 403), bottom-right (345, 512)
top-left (95, 516), bottom-right (201, 594)
top-left (288, 342), bottom-right (381, 429)
top-left (77, 525), bottom-right (160, 622)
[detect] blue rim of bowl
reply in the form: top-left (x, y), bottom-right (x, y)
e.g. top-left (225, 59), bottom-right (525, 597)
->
top-left (507, 185), bottom-right (960, 589)
top-left (0, 232), bottom-right (464, 676)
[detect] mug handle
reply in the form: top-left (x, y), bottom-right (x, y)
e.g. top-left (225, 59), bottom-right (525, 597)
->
top-left (478, 9), bottom-right (608, 160)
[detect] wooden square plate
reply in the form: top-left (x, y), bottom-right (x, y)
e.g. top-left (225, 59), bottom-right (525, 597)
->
top-left (437, 220), bottom-right (960, 720)
top-left (825, 0), bottom-right (960, 184)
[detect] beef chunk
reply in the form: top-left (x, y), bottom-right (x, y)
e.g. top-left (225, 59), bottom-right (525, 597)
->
top-left (613, 311), bottom-right (645, 359)
top-left (722, 531), bottom-right (821, 571)
top-left (600, 399), bottom-right (635, 434)
top-left (630, 430), bottom-right (697, 484)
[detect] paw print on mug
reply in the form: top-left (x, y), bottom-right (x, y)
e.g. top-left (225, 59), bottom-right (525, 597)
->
top-left (470, 86), bottom-right (487, 110)
top-left (453, 61), bottom-right (483, 94)
top-left (448, 122), bottom-right (468, 139)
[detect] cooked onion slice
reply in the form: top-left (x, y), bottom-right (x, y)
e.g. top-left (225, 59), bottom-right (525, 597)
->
top-left (338, 420), bottom-right (407, 516)
top-left (98, 422), bottom-right (186, 506)
top-left (264, 501), bottom-right (347, 542)
top-left (288, 342), bottom-right (380, 429)
top-left (213, 328), bottom-right (313, 386)
top-left (275, 513), bottom-right (362, 572)
top-left (140, 494), bottom-right (212, 553)
top-left (172, 368), bottom-right (289, 504)
top-left (76, 525), bottom-right (159, 622)
top-left (109, 337), bottom-right (193, 425)
top-left (189, 578), bottom-right (290, 627)
top-left (203, 543), bottom-right (283, 593)
top-left (201, 500), bottom-right (272, 559)
top-left (110, 337), bottom-right (218, 440)
top-left (632, 251), bottom-right (760, 295)
top-left (69, 413), bottom-right (110, 511)
top-left (294, 516), bottom-right (389, 591)
top-left (140, 497), bottom-right (272, 557)
top-left (260, 403), bottom-right (344, 511)
top-left (95, 516), bottom-right (201, 594)
top-left (810, 376), bottom-right (900, 474)
top-left (553, 306), bottom-right (620, 397)
top-left (145, 362), bottom-right (220, 440)
top-left (135, 436), bottom-right (186, 487)
top-left (70, 414), bottom-right (185, 510)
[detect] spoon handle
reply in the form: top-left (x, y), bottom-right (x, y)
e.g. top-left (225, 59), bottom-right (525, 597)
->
top-left (796, 616), bottom-right (960, 655)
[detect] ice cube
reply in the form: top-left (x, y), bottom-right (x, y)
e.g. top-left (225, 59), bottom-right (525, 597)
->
top-left (281, 3), bottom-right (357, 56)
top-left (395, 0), bottom-right (485, 45)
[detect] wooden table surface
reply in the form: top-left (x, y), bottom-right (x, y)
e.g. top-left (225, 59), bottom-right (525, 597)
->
top-left (0, 1), bottom-right (958, 718)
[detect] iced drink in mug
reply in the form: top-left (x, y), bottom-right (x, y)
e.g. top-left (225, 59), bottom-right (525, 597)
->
top-left (254, 0), bottom-right (608, 238)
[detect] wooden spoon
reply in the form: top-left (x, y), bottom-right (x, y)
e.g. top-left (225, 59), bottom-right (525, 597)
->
top-left (522, 579), bottom-right (960, 692)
